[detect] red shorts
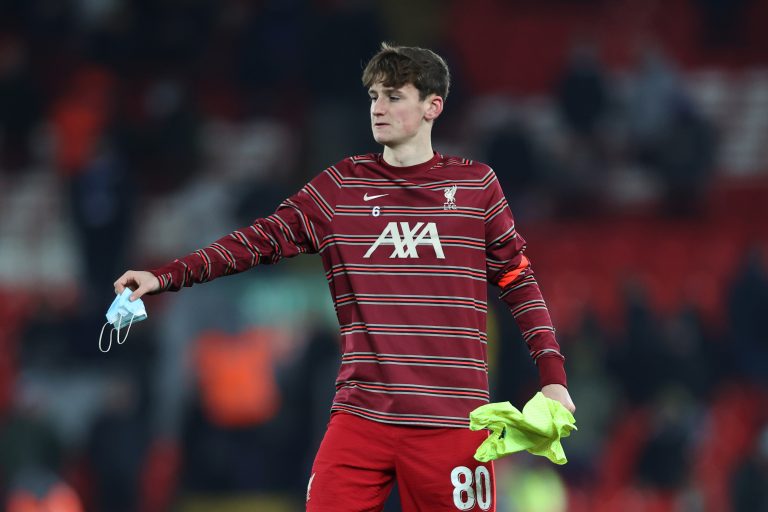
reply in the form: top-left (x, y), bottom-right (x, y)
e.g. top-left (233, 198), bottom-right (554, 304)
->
top-left (306, 412), bottom-right (495, 512)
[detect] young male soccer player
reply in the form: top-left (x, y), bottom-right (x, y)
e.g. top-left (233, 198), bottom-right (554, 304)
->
top-left (115, 43), bottom-right (575, 511)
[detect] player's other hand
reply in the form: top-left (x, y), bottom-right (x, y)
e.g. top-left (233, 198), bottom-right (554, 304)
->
top-left (541, 383), bottom-right (576, 414)
top-left (114, 270), bottom-right (160, 301)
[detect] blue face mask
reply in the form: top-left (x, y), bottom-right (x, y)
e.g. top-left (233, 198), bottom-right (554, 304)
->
top-left (99, 289), bottom-right (148, 352)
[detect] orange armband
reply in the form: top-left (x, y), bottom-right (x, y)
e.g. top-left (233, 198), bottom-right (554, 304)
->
top-left (497, 255), bottom-right (530, 288)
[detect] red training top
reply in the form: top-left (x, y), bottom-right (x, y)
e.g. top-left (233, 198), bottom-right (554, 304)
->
top-left (151, 152), bottom-right (567, 428)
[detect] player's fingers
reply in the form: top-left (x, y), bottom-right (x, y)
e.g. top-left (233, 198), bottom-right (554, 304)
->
top-left (558, 397), bottom-right (575, 414)
top-left (114, 271), bottom-right (142, 295)
top-left (130, 282), bottom-right (148, 301)
top-left (114, 271), bottom-right (132, 294)
top-left (130, 274), bottom-right (159, 301)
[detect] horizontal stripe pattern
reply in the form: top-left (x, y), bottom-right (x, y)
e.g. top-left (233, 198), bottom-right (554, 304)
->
top-left (484, 196), bottom-right (509, 224)
top-left (341, 352), bottom-right (488, 371)
top-left (320, 233), bottom-right (485, 253)
top-left (325, 263), bottom-right (487, 282)
top-left (510, 299), bottom-right (548, 318)
top-left (334, 293), bottom-right (487, 312)
top-left (340, 322), bottom-right (487, 343)
top-left (522, 325), bottom-right (556, 344)
top-left (337, 379), bottom-right (490, 401)
top-left (421, 171), bottom-right (495, 191)
top-left (499, 275), bottom-right (537, 297)
top-left (335, 205), bottom-right (485, 219)
top-left (303, 183), bottom-right (334, 221)
top-left (150, 152), bottom-right (566, 429)
top-left (487, 224), bottom-right (518, 247)
top-left (157, 272), bottom-right (172, 291)
top-left (330, 403), bottom-right (471, 428)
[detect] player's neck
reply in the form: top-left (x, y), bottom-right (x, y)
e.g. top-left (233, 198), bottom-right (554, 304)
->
top-left (382, 140), bottom-right (434, 168)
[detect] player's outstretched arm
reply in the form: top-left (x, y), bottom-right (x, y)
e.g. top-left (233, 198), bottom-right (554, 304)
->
top-left (541, 383), bottom-right (576, 414)
top-left (114, 270), bottom-right (160, 301)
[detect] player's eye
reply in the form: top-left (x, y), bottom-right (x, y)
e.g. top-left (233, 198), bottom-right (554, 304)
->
top-left (389, 95), bottom-right (400, 101)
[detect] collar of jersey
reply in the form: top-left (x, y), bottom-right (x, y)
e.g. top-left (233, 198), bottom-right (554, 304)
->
top-left (375, 151), bottom-right (442, 179)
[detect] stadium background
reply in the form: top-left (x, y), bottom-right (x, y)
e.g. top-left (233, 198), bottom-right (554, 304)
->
top-left (0, 0), bottom-right (767, 510)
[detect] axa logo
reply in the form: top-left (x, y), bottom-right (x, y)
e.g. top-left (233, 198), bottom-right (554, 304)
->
top-left (364, 222), bottom-right (445, 259)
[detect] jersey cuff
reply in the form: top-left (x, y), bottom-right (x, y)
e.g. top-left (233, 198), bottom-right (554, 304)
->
top-left (149, 265), bottom-right (177, 292)
top-left (536, 355), bottom-right (568, 388)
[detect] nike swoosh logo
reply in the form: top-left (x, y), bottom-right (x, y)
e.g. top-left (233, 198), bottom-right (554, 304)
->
top-left (363, 193), bottom-right (389, 201)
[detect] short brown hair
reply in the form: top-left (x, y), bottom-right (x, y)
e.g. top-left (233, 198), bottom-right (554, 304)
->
top-left (362, 42), bottom-right (450, 101)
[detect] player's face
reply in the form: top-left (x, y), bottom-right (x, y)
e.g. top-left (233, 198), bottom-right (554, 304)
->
top-left (368, 82), bottom-right (431, 147)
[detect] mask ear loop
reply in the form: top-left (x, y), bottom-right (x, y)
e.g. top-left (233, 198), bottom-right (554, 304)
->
top-left (99, 321), bottom-right (113, 353)
top-left (98, 310), bottom-right (138, 353)
top-left (115, 313), bottom-right (137, 346)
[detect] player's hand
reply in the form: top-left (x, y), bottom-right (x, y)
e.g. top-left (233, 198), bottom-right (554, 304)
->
top-left (541, 383), bottom-right (576, 414)
top-left (114, 270), bottom-right (160, 301)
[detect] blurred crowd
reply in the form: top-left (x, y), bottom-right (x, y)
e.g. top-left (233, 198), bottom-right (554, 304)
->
top-left (1, 0), bottom-right (767, 511)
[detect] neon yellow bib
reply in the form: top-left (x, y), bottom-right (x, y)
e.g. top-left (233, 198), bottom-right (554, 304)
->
top-left (469, 392), bottom-right (577, 464)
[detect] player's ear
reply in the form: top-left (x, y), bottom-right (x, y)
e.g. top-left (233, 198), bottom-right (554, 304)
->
top-left (424, 94), bottom-right (443, 121)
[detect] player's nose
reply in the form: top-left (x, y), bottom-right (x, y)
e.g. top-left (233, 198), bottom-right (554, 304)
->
top-left (371, 97), bottom-right (386, 116)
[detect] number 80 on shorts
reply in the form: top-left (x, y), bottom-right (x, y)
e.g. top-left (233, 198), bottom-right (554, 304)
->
top-left (451, 465), bottom-right (492, 510)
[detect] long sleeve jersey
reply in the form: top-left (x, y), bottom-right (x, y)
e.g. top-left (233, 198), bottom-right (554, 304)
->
top-left (151, 152), bottom-right (566, 428)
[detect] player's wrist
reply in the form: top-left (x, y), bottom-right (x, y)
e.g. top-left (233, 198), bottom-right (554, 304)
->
top-left (536, 356), bottom-right (567, 388)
